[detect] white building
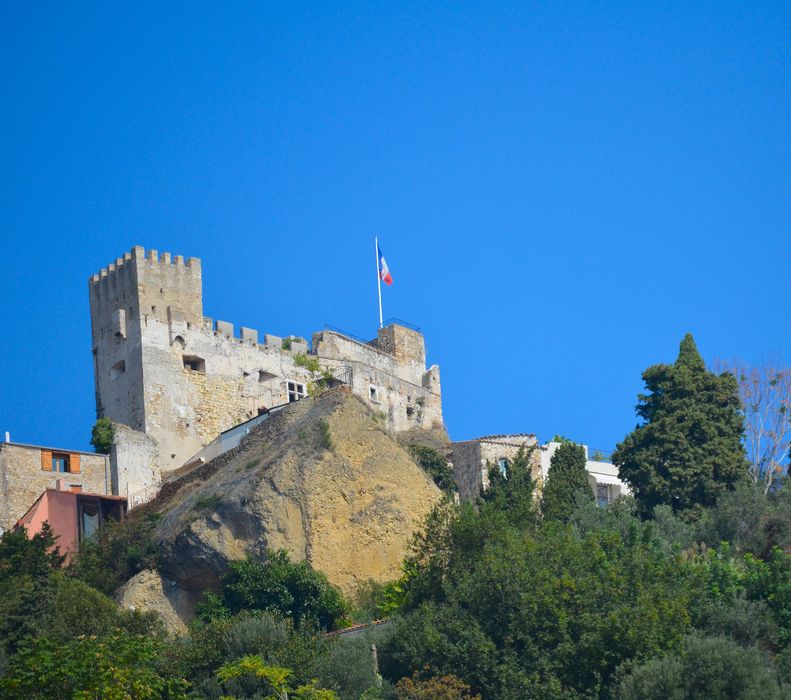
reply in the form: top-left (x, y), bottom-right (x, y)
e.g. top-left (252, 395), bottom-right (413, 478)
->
top-left (539, 442), bottom-right (630, 507)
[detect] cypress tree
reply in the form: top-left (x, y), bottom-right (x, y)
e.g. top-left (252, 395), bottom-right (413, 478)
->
top-left (541, 442), bottom-right (593, 521)
top-left (613, 333), bottom-right (748, 516)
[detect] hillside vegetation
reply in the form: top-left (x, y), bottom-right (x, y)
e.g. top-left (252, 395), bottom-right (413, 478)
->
top-left (0, 336), bottom-right (789, 698)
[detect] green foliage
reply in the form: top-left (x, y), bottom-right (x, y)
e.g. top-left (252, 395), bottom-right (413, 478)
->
top-left (615, 632), bottom-right (789, 700)
top-left (480, 446), bottom-right (538, 529)
top-left (68, 509), bottom-right (162, 595)
top-left (355, 579), bottom-right (408, 621)
top-left (202, 551), bottom-right (350, 631)
top-left (541, 442), bottom-right (593, 522)
top-left (194, 493), bottom-right (222, 510)
top-left (695, 482), bottom-right (791, 558)
top-left (296, 353), bottom-right (322, 373)
top-left (395, 671), bottom-right (481, 699)
top-left (686, 544), bottom-right (791, 649)
top-left (309, 632), bottom-right (391, 700)
top-left (319, 419), bottom-right (333, 451)
top-left (385, 502), bottom-right (697, 698)
top-left (0, 630), bottom-right (189, 699)
top-left (613, 334), bottom-right (749, 516)
top-left (0, 523), bottom-right (64, 582)
top-left (90, 416), bottom-right (116, 454)
top-left (408, 444), bottom-right (456, 496)
top-left (215, 655), bottom-right (338, 699)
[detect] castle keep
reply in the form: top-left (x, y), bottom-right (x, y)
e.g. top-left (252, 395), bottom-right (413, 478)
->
top-left (89, 246), bottom-right (443, 497)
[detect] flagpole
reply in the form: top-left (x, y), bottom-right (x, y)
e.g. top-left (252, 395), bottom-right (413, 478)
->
top-left (375, 236), bottom-right (383, 328)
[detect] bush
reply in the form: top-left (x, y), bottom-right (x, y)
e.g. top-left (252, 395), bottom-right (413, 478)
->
top-left (90, 416), bottom-right (115, 454)
top-left (408, 445), bottom-right (456, 496)
top-left (0, 630), bottom-right (189, 699)
top-left (615, 633), bottom-right (788, 700)
top-left (202, 550), bottom-right (350, 631)
top-left (68, 509), bottom-right (162, 595)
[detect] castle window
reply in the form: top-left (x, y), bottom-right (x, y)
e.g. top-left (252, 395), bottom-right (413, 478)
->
top-left (110, 359), bottom-right (126, 379)
top-left (183, 355), bottom-right (206, 373)
top-left (497, 458), bottom-right (508, 478)
top-left (259, 370), bottom-right (276, 383)
top-left (287, 381), bottom-right (306, 402)
top-left (369, 386), bottom-right (380, 403)
top-left (172, 335), bottom-right (186, 349)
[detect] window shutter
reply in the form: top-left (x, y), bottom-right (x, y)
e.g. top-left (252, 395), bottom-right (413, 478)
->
top-left (40, 450), bottom-right (52, 471)
top-left (70, 454), bottom-right (81, 474)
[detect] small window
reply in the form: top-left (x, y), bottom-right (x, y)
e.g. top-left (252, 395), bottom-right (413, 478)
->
top-left (183, 355), bottom-right (206, 373)
top-left (497, 458), bottom-right (508, 478)
top-left (287, 381), bottom-right (306, 402)
top-left (259, 370), bottom-right (276, 383)
top-left (369, 386), bottom-right (379, 403)
top-left (52, 454), bottom-right (71, 473)
top-left (110, 359), bottom-right (126, 379)
top-left (172, 335), bottom-right (186, 349)
top-left (597, 484), bottom-right (610, 508)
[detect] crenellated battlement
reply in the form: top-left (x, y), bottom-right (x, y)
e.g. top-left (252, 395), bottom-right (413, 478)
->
top-left (89, 245), bottom-right (201, 285)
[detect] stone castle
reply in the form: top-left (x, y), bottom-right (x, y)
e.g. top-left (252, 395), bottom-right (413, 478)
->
top-left (88, 245), bottom-right (444, 497)
top-left (1, 243), bottom-right (628, 540)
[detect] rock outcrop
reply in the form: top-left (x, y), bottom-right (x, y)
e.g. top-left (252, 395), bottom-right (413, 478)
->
top-left (145, 387), bottom-right (441, 624)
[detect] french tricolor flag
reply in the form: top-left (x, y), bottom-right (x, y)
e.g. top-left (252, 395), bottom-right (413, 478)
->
top-left (378, 243), bottom-right (393, 286)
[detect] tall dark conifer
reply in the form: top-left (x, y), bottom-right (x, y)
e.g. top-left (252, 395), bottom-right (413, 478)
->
top-left (613, 334), bottom-right (748, 516)
top-left (541, 442), bottom-right (593, 521)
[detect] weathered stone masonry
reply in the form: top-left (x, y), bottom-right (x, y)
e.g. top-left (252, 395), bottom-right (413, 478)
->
top-left (89, 246), bottom-right (444, 497)
top-left (0, 442), bottom-right (109, 531)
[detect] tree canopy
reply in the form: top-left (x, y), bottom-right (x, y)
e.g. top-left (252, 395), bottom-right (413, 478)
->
top-left (613, 334), bottom-right (748, 516)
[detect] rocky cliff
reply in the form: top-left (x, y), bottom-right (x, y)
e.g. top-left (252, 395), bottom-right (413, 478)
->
top-left (122, 388), bottom-right (442, 627)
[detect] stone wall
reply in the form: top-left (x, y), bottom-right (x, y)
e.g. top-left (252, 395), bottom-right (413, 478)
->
top-left (0, 443), bottom-right (109, 531)
top-left (451, 434), bottom-right (539, 502)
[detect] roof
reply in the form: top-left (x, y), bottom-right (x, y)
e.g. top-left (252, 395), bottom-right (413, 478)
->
top-left (453, 433), bottom-right (536, 446)
top-left (0, 441), bottom-right (108, 458)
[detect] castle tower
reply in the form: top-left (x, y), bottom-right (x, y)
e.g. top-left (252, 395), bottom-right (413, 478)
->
top-left (88, 246), bottom-right (202, 432)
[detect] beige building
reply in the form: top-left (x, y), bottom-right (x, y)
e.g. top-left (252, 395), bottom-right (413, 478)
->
top-left (451, 434), bottom-right (540, 502)
top-left (89, 246), bottom-right (443, 498)
top-left (0, 441), bottom-right (110, 532)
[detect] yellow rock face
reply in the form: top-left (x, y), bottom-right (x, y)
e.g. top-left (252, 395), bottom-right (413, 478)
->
top-left (152, 388), bottom-right (442, 604)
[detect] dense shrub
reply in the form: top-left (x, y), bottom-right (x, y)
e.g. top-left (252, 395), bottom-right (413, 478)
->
top-left (198, 550), bottom-right (349, 631)
top-left (68, 508), bottom-right (162, 595)
top-left (408, 444), bottom-right (456, 496)
top-left (615, 632), bottom-right (788, 700)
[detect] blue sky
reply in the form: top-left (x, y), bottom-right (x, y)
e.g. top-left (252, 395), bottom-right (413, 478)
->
top-left (1, 3), bottom-right (789, 452)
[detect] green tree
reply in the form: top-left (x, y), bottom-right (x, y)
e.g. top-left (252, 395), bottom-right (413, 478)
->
top-left (480, 446), bottom-right (538, 529)
top-left (540, 442), bottom-right (593, 521)
top-left (90, 416), bottom-right (115, 454)
top-left (203, 551), bottom-right (349, 631)
top-left (613, 334), bottom-right (748, 516)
